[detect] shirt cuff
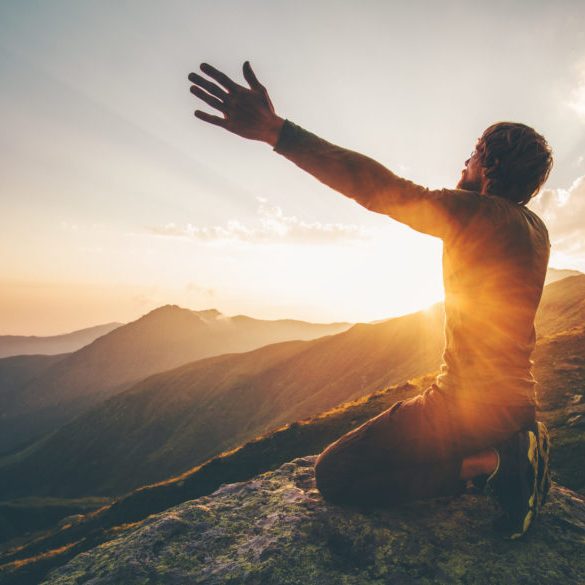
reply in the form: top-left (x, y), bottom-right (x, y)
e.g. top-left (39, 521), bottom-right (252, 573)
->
top-left (273, 119), bottom-right (304, 153)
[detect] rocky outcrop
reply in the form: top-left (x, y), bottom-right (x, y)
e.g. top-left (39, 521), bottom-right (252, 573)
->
top-left (43, 455), bottom-right (585, 585)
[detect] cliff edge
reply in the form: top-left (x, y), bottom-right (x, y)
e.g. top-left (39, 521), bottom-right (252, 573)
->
top-left (42, 455), bottom-right (585, 584)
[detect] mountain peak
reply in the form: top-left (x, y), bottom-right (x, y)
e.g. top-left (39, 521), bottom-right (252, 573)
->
top-left (145, 304), bottom-right (190, 316)
top-left (194, 308), bottom-right (223, 320)
top-left (44, 455), bottom-right (585, 584)
top-left (141, 305), bottom-right (223, 321)
top-left (135, 304), bottom-right (204, 326)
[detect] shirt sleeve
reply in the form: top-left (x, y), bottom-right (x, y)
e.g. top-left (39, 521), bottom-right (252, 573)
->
top-left (273, 119), bottom-right (481, 241)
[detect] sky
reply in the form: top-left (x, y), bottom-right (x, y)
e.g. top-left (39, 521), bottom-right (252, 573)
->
top-left (1, 0), bottom-right (585, 334)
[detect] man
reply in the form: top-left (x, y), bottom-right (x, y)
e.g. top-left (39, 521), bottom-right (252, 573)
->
top-left (188, 61), bottom-right (553, 539)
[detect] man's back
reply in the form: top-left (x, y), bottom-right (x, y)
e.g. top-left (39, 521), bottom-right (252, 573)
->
top-left (436, 193), bottom-right (550, 405)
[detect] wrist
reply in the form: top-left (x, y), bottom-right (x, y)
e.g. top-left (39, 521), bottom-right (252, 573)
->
top-left (263, 115), bottom-right (285, 147)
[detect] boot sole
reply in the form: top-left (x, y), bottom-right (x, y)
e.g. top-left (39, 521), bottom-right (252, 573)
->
top-left (536, 421), bottom-right (551, 510)
top-left (509, 430), bottom-right (539, 540)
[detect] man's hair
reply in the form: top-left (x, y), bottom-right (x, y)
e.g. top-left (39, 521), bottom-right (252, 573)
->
top-left (475, 122), bottom-right (553, 205)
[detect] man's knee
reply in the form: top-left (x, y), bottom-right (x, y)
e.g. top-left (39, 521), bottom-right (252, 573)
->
top-left (314, 442), bottom-right (349, 504)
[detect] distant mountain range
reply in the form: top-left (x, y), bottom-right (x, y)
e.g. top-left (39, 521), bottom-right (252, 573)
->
top-left (0, 304), bottom-right (444, 498)
top-left (1, 274), bottom-right (583, 502)
top-left (0, 323), bottom-right (122, 359)
top-left (543, 267), bottom-right (582, 285)
top-left (0, 353), bottom-right (67, 414)
top-left (0, 307), bottom-right (351, 454)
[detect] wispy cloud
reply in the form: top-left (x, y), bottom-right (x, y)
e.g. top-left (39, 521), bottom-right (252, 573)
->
top-left (149, 198), bottom-right (373, 244)
top-left (530, 175), bottom-right (585, 269)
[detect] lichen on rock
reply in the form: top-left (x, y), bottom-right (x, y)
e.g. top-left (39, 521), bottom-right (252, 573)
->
top-left (43, 455), bottom-right (585, 584)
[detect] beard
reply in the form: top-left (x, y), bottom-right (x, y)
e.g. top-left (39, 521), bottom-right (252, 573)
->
top-left (456, 171), bottom-right (482, 192)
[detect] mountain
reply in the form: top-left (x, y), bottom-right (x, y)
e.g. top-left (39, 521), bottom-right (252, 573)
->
top-left (535, 274), bottom-right (585, 337)
top-left (2, 274), bottom-right (584, 500)
top-left (0, 306), bottom-right (352, 454)
top-left (0, 323), bottom-right (122, 358)
top-left (531, 327), bottom-right (585, 494)
top-left (0, 305), bottom-right (445, 499)
top-left (544, 267), bottom-right (582, 285)
top-left (0, 353), bottom-right (68, 413)
top-left (38, 456), bottom-right (585, 585)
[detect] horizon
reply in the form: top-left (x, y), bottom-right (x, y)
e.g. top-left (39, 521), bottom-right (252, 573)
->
top-left (2, 264), bottom-right (581, 336)
top-left (0, 265), bottom-right (579, 336)
top-left (0, 298), bottom-right (418, 337)
top-left (1, 1), bottom-right (585, 335)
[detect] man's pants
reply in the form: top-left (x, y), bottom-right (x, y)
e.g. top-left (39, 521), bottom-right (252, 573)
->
top-left (314, 383), bottom-right (536, 508)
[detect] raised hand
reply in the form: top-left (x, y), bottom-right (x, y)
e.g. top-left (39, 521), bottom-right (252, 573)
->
top-left (188, 61), bottom-right (284, 145)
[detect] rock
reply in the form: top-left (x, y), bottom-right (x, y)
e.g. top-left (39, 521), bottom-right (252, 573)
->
top-left (43, 456), bottom-right (585, 585)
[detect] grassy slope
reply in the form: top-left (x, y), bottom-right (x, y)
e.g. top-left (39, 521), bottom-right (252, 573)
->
top-left (533, 326), bottom-right (585, 492)
top-left (0, 354), bottom-right (68, 410)
top-left (535, 274), bottom-right (585, 336)
top-left (0, 354), bottom-right (70, 457)
top-left (0, 497), bottom-right (110, 547)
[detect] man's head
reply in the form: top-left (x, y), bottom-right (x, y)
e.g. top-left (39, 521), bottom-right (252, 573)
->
top-left (457, 122), bottom-right (553, 205)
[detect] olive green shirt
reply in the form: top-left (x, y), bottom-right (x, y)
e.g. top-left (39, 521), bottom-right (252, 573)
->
top-left (274, 119), bottom-right (550, 405)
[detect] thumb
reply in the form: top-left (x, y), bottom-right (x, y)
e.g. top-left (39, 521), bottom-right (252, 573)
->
top-left (243, 60), bottom-right (263, 90)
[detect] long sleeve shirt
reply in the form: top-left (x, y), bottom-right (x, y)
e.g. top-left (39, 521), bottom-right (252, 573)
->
top-left (273, 119), bottom-right (551, 405)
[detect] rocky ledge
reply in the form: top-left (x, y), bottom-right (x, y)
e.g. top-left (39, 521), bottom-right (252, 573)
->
top-left (43, 455), bottom-right (585, 584)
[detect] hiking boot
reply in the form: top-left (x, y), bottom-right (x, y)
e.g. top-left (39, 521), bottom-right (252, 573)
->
top-left (536, 421), bottom-right (552, 510)
top-left (486, 428), bottom-right (539, 539)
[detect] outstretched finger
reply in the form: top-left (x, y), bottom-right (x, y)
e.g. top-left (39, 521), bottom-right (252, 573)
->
top-left (188, 72), bottom-right (228, 100)
top-left (194, 110), bottom-right (227, 127)
top-left (190, 85), bottom-right (227, 113)
top-left (200, 63), bottom-right (238, 92)
top-left (243, 61), bottom-right (262, 90)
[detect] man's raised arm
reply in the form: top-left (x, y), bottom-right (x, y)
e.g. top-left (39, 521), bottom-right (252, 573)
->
top-left (188, 62), bottom-right (476, 240)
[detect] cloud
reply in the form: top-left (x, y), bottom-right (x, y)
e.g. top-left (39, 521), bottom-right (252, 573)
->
top-left (529, 175), bottom-right (585, 269)
top-left (149, 199), bottom-right (373, 245)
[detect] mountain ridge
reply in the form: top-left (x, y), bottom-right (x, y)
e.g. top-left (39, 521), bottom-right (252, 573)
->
top-left (0, 323), bottom-right (122, 359)
top-left (0, 307), bottom-right (352, 454)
